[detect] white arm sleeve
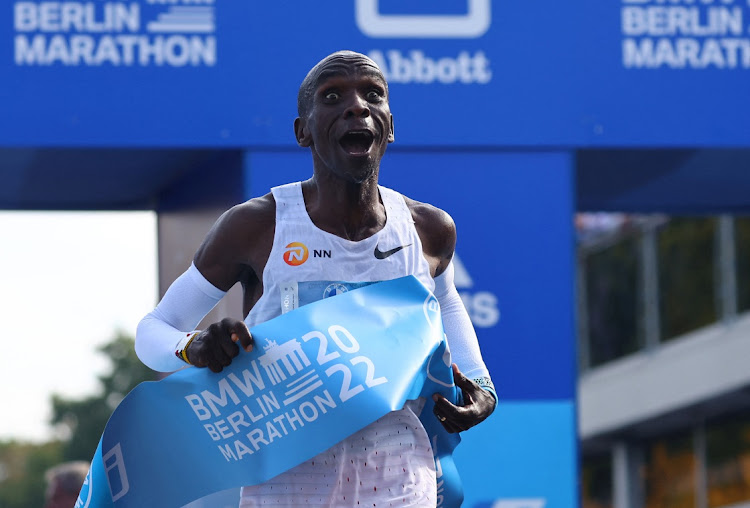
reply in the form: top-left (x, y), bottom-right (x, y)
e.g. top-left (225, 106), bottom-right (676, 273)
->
top-left (434, 261), bottom-right (497, 400)
top-left (135, 263), bottom-right (226, 372)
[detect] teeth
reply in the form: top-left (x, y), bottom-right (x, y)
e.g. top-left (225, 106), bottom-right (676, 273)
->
top-left (347, 130), bottom-right (371, 137)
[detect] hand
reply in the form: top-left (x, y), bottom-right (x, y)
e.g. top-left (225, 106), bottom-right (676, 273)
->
top-left (432, 364), bottom-right (496, 433)
top-left (186, 318), bottom-right (253, 373)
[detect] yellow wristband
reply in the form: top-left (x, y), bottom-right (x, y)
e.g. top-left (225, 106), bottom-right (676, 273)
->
top-left (175, 331), bottom-right (200, 365)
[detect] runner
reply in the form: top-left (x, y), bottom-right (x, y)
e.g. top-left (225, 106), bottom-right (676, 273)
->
top-left (136, 50), bottom-right (497, 507)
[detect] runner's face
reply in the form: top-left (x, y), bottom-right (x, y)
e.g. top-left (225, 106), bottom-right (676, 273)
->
top-left (301, 56), bottom-right (394, 184)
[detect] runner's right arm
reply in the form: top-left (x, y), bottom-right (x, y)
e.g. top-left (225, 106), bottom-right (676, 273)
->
top-left (135, 198), bottom-right (274, 373)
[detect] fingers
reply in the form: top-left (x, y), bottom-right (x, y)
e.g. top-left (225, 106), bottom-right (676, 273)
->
top-left (213, 337), bottom-right (237, 373)
top-left (218, 335), bottom-right (240, 361)
top-left (450, 363), bottom-right (483, 406)
top-left (432, 393), bottom-right (467, 432)
top-left (432, 399), bottom-right (451, 431)
top-left (215, 322), bottom-right (241, 361)
top-left (189, 333), bottom-right (230, 373)
top-left (206, 348), bottom-right (228, 373)
top-left (189, 318), bottom-right (254, 373)
top-left (432, 365), bottom-right (496, 433)
top-left (442, 420), bottom-right (462, 434)
top-left (202, 322), bottom-right (231, 369)
top-left (451, 363), bottom-right (472, 390)
top-left (223, 318), bottom-right (253, 352)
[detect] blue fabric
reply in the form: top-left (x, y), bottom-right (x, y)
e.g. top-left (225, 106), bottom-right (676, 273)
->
top-left (77, 275), bottom-right (463, 507)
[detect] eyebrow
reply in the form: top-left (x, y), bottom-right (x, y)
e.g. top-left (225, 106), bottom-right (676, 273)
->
top-left (314, 66), bottom-right (386, 90)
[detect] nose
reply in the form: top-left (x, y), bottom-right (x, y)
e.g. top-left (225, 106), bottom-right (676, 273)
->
top-left (343, 93), bottom-right (370, 119)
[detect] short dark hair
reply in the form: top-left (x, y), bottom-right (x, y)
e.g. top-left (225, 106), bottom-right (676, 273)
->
top-left (297, 50), bottom-right (388, 117)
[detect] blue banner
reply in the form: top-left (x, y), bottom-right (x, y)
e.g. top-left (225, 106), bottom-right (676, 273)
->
top-left (4, 1), bottom-right (749, 147)
top-left (77, 276), bottom-right (463, 507)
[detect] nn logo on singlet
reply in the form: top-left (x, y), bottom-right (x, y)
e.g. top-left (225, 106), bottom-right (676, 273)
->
top-left (283, 242), bottom-right (331, 266)
top-left (283, 242), bottom-right (309, 266)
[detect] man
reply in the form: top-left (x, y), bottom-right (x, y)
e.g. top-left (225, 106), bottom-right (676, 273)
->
top-left (136, 50), bottom-right (496, 506)
top-left (44, 461), bottom-right (89, 508)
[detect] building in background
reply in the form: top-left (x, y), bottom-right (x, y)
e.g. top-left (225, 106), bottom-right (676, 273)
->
top-left (579, 214), bottom-right (750, 508)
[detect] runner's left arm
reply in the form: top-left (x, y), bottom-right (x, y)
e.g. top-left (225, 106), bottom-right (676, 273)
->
top-left (406, 197), bottom-right (496, 432)
top-left (432, 260), bottom-right (497, 433)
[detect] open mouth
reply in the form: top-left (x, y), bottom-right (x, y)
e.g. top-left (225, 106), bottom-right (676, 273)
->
top-left (339, 130), bottom-right (374, 155)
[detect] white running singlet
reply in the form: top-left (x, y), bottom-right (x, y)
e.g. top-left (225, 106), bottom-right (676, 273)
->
top-left (239, 182), bottom-right (437, 507)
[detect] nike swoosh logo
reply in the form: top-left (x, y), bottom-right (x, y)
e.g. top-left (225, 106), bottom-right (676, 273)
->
top-left (374, 243), bottom-right (412, 259)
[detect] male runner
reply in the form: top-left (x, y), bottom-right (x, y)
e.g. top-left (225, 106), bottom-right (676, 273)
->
top-left (136, 50), bottom-right (496, 507)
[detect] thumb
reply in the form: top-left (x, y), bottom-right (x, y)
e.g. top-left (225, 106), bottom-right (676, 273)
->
top-left (452, 363), bottom-right (472, 388)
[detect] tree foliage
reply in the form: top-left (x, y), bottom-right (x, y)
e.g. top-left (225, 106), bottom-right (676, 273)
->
top-left (0, 333), bottom-right (155, 507)
top-left (50, 331), bottom-right (156, 462)
top-left (0, 440), bottom-right (63, 508)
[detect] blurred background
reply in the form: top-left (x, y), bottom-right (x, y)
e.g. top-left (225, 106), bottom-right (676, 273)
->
top-left (2, 1), bottom-right (750, 507)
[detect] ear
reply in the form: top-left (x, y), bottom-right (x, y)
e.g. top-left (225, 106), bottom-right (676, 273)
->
top-left (294, 117), bottom-right (312, 147)
top-left (387, 114), bottom-right (395, 143)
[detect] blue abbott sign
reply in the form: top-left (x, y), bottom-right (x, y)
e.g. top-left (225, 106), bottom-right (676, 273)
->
top-left (355, 0), bottom-right (492, 39)
top-left (2, 1), bottom-right (748, 146)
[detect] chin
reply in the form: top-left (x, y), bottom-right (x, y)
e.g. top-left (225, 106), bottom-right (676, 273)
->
top-left (333, 157), bottom-right (379, 184)
top-left (350, 163), bottom-right (379, 184)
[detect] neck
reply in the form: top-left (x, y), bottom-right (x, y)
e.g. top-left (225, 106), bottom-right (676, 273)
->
top-left (301, 172), bottom-right (386, 241)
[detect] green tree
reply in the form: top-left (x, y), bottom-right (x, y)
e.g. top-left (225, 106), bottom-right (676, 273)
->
top-left (0, 333), bottom-right (154, 508)
top-left (51, 332), bottom-right (155, 462)
top-left (0, 440), bottom-right (63, 508)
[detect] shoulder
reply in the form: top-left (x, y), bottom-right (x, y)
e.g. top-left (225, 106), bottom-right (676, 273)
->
top-left (402, 195), bottom-right (456, 242)
top-left (401, 194), bottom-right (456, 276)
top-left (201, 193), bottom-right (276, 252)
top-left (216, 192), bottom-right (276, 234)
top-left (194, 193), bottom-right (276, 290)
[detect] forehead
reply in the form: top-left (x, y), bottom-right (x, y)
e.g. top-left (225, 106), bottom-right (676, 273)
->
top-left (311, 55), bottom-right (387, 90)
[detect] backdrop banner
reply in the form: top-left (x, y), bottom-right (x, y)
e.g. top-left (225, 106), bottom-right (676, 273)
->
top-left (76, 276), bottom-right (463, 508)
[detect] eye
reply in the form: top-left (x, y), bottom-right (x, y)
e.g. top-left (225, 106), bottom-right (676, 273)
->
top-left (324, 91), bottom-right (340, 101)
top-left (366, 90), bottom-right (383, 101)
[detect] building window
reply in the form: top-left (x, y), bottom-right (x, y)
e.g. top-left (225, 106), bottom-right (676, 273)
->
top-left (585, 237), bottom-right (643, 367)
top-left (642, 431), bottom-right (697, 508)
top-left (658, 217), bottom-right (718, 342)
top-left (581, 453), bottom-right (613, 508)
top-left (736, 217), bottom-right (750, 314)
top-left (577, 214), bottom-right (746, 371)
top-left (707, 411), bottom-right (750, 508)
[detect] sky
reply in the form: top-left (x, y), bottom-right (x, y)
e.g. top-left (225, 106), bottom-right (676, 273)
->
top-left (0, 211), bottom-right (157, 442)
